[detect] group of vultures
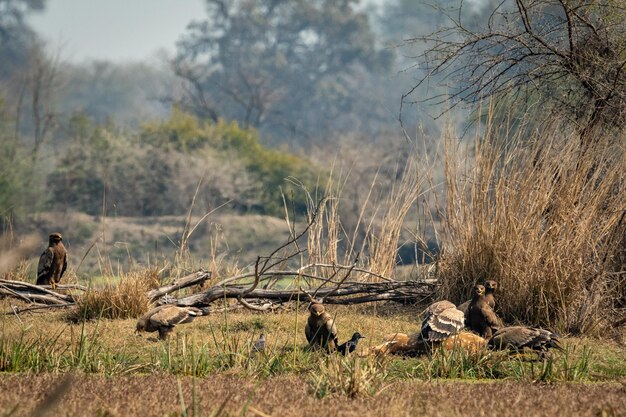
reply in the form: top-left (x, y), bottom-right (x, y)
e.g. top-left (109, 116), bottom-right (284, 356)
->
top-left (37, 232), bottom-right (562, 357)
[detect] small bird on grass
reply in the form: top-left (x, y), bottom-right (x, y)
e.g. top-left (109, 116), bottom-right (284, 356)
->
top-left (253, 333), bottom-right (266, 353)
top-left (337, 332), bottom-right (365, 355)
top-left (305, 302), bottom-right (338, 352)
top-left (136, 305), bottom-right (204, 340)
top-left (36, 233), bottom-right (67, 289)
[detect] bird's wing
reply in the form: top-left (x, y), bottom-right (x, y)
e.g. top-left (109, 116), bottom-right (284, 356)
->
top-left (422, 307), bottom-right (465, 341)
top-left (304, 321), bottom-right (314, 343)
top-left (490, 326), bottom-right (536, 349)
top-left (457, 300), bottom-right (470, 316)
top-left (325, 315), bottom-right (338, 342)
top-left (479, 304), bottom-right (501, 328)
top-left (150, 306), bottom-right (191, 327)
top-left (61, 252), bottom-right (68, 277)
top-left (423, 300), bottom-right (456, 318)
top-left (37, 248), bottom-right (53, 279)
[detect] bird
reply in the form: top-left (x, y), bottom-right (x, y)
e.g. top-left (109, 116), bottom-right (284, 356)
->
top-left (337, 332), bottom-right (365, 355)
top-left (420, 300), bottom-right (466, 342)
top-left (458, 279), bottom-right (498, 321)
top-left (253, 333), bottom-right (266, 353)
top-left (488, 326), bottom-right (563, 353)
top-left (36, 233), bottom-right (67, 289)
top-left (467, 284), bottom-right (501, 339)
top-left (304, 303), bottom-right (338, 352)
top-left (484, 279), bottom-right (498, 309)
top-left (135, 305), bottom-right (204, 340)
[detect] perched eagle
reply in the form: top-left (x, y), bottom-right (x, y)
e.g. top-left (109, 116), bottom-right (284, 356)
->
top-left (136, 305), bottom-right (204, 340)
top-left (467, 284), bottom-right (501, 339)
top-left (304, 303), bottom-right (338, 352)
top-left (458, 279), bottom-right (498, 322)
top-left (36, 233), bottom-right (67, 289)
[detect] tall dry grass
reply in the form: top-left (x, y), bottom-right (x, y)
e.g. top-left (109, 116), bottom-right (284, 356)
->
top-left (437, 114), bottom-right (625, 334)
top-left (69, 268), bottom-right (161, 321)
top-left (304, 146), bottom-right (427, 282)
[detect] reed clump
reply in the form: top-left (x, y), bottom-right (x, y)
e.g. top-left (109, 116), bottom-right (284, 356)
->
top-left (437, 116), bottom-right (625, 334)
top-left (69, 268), bottom-right (160, 321)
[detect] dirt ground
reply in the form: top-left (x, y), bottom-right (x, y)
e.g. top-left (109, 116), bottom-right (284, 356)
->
top-left (1, 373), bottom-right (624, 417)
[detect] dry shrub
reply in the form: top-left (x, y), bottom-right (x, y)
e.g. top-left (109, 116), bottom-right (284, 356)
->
top-left (437, 116), bottom-right (625, 334)
top-left (69, 269), bottom-right (160, 321)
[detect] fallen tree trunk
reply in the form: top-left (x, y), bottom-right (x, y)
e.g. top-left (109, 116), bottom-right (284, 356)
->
top-left (147, 269), bottom-right (211, 302)
top-left (164, 279), bottom-right (437, 308)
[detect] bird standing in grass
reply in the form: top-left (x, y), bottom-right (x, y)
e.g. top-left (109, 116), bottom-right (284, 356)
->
top-left (467, 284), bottom-right (501, 339)
top-left (36, 233), bottom-right (67, 289)
top-left (488, 326), bottom-right (563, 353)
top-left (254, 333), bottom-right (266, 353)
top-left (305, 303), bottom-right (338, 352)
top-left (136, 305), bottom-right (204, 340)
top-left (337, 332), bottom-right (365, 355)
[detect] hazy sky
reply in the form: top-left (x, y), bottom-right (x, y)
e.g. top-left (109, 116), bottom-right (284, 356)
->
top-left (28, 0), bottom-right (206, 63)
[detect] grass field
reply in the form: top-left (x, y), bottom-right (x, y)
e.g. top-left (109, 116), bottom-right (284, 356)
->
top-left (1, 303), bottom-right (625, 416)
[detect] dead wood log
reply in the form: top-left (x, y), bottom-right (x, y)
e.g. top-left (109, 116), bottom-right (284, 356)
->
top-left (0, 280), bottom-right (77, 304)
top-left (164, 279), bottom-right (436, 308)
top-left (147, 269), bottom-right (211, 302)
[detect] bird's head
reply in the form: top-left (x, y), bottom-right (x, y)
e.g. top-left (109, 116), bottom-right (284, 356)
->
top-left (49, 233), bottom-right (63, 244)
top-left (259, 333), bottom-right (265, 340)
top-left (352, 332), bottom-right (365, 341)
top-left (484, 280), bottom-right (498, 292)
top-left (135, 319), bottom-right (146, 334)
top-left (309, 303), bottom-right (325, 317)
top-left (473, 284), bottom-right (486, 296)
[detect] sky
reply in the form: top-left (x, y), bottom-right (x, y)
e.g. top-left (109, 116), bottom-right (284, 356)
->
top-left (28, 0), bottom-right (206, 63)
top-left (27, 0), bottom-right (393, 63)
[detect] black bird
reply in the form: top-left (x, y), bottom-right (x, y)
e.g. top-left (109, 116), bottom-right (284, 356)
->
top-left (337, 332), bottom-right (365, 355)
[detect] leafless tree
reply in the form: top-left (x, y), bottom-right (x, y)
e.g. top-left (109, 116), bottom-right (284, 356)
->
top-left (407, 0), bottom-right (626, 144)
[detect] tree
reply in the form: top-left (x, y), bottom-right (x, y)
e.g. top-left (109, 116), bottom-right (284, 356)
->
top-left (0, 0), bottom-right (45, 80)
top-left (173, 0), bottom-right (392, 141)
top-left (408, 0), bottom-right (626, 142)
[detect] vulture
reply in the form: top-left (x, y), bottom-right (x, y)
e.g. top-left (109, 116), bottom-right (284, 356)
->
top-left (304, 303), bottom-right (338, 352)
top-left (488, 326), bottom-right (563, 352)
top-left (36, 233), bottom-right (67, 289)
top-left (337, 332), bottom-right (365, 356)
top-left (136, 305), bottom-right (204, 340)
top-left (420, 300), bottom-right (465, 342)
top-left (467, 284), bottom-right (501, 339)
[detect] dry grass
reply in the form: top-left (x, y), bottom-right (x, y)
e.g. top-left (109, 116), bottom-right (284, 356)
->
top-left (0, 373), bottom-right (624, 417)
top-left (68, 268), bottom-right (161, 321)
top-left (437, 115), bottom-right (625, 334)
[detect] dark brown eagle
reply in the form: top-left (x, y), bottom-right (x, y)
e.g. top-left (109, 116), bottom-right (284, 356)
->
top-left (36, 233), bottom-right (67, 289)
top-left (467, 284), bottom-right (501, 339)
top-left (304, 303), bottom-right (338, 352)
